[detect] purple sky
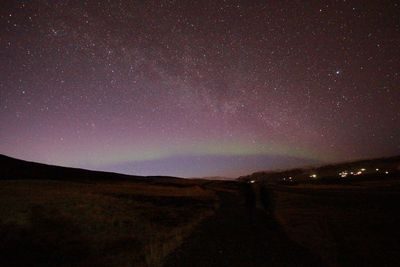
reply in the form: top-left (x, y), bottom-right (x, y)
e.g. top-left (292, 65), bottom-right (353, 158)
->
top-left (1, 1), bottom-right (399, 178)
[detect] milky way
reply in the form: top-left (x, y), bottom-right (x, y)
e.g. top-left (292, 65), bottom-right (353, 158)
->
top-left (1, 1), bottom-right (399, 177)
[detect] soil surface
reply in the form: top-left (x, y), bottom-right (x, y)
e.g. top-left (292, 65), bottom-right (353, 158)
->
top-left (164, 183), bottom-right (324, 267)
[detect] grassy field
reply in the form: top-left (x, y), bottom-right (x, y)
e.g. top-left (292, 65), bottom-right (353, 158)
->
top-left (2, 154), bottom-right (400, 266)
top-left (0, 179), bottom-right (217, 267)
top-left (265, 179), bottom-right (400, 267)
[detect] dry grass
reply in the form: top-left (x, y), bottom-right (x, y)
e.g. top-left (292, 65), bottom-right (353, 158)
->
top-left (0, 179), bottom-right (217, 267)
top-left (267, 179), bottom-right (400, 267)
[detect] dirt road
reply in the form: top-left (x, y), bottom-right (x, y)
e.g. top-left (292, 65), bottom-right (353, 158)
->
top-left (164, 183), bottom-right (323, 267)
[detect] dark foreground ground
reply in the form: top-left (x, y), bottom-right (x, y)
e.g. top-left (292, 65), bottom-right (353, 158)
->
top-left (269, 180), bottom-right (400, 267)
top-left (164, 183), bottom-right (323, 267)
top-left (0, 178), bottom-right (323, 267)
top-left (1, 155), bottom-right (400, 267)
top-left (0, 155), bottom-right (218, 267)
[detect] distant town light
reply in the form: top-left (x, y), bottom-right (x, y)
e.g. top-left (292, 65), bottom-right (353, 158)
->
top-left (360, 168), bottom-right (366, 171)
top-left (250, 180), bottom-right (255, 184)
top-left (310, 174), bottom-right (317, 178)
top-left (376, 168), bottom-right (379, 171)
top-left (385, 171), bottom-right (389, 174)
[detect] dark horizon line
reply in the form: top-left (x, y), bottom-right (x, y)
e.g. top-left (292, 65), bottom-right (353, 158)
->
top-left (1, 153), bottom-right (399, 180)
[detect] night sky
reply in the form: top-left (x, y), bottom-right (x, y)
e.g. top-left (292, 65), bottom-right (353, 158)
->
top-left (1, 1), bottom-right (399, 178)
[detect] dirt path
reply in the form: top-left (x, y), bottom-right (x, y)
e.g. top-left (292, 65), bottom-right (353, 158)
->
top-left (164, 183), bottom-right (324, 267)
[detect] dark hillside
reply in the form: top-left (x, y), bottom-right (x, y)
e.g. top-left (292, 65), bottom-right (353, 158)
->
top-left (0, 154), bottom-right (182, 184)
